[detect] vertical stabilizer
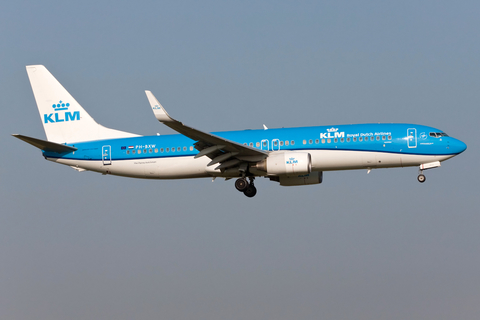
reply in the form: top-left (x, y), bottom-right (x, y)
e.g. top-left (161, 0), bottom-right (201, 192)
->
top-left (26, 65), bottom-right (139, 143)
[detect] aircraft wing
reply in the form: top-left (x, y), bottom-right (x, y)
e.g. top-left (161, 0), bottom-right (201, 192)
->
top-left (145, 91), bottom-right (268, 169)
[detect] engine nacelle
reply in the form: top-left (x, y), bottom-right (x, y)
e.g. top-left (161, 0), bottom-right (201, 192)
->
top-left (269, 171), bottom-right (323, 186)
top-left (255, 152), bottom-right (312, 175)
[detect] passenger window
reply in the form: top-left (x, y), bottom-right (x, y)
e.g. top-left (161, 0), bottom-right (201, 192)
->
top-left (341, 138), bottom-right (344, 142)
top-left (376, 136), bottom-right (380, 141)
top-left (388, 135), bottom-right (392, 140)
top-left (285, 141), bottom-right (289, 146)
top-left (382, 136), bottom-right (386, 140)
top-left (190, 146), bottom-right (194, 151)
top-left (309, 139), bottom-right (313, 144)
top-left (177, 147), bottom-right (180, 151)
top-left (256, 142), bottom-right (260, 147)
top-left (315, 139), bottom-right (319, 144)
top-left (280, 141), bottom-right (284, 146)
top-left (263, 141), bottom-right (267, 147)
top-left (133, 150), bottom-right (136, 154)
top-left (249, 142), bottom-right (253, 147)
top-left (183, 146), bottom-right (187, 151)
top-left (127, 150), bottom-right (130, 154)
top-left (149, 149), bottom-right (152, 153)
top-left (160, 148), bottom-right (164, 152)
top-left (322, 139), bottom-right (325, 144)
top-left (303, 140), bottom-right (307, 145)
top-left (370, 137), bottom-right (374, 141)
top-left (291, 141), bottom-right (295, 145)
top-left (166, 148), bottom-right (169, 152)
top-left (353, 137), bottom-right (357, 142)
top-left (334, 138), bottom-right (338, 143)
top-left (172, 148), bottom-right (175, 152)
top-left (359, 137), bottom-right (363, 142)
top-left (347, 138), bottom-right (350, 142)
top-left (155, 148), bottom-right (158, 153)
top-left (274, 141), bottom-right (278, 146)
top-left (327, 139), bottom-right (331, 143)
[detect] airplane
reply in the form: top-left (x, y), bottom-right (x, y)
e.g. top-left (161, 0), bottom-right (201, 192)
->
top-left (13, 65), bottom-right (467, 197)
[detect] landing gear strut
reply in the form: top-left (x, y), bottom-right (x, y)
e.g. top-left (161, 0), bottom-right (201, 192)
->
top-left (235, 177), bottom-right (257, 197)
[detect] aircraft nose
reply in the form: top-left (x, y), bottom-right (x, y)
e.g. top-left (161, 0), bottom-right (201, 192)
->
top-left (450, 138), bottom-right (467, 154)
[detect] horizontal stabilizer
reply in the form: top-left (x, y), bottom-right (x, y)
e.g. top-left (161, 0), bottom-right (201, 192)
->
top-left (12, 134), bottom-right (77, 153)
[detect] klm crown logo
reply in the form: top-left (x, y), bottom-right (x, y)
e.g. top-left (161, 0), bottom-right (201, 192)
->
top-left (320, 127), bottom-right (344, 139)
top-left (44, 100), bottom-right (80, 124)
top-left (52, 101), bottom-right (70, 111)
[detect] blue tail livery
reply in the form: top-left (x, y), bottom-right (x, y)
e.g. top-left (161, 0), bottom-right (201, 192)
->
top-left (14, 65), bottom-right (467, 197)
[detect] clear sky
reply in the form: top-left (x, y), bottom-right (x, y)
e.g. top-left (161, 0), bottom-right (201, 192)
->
top-left (1, 1), bottom-right (479, 319)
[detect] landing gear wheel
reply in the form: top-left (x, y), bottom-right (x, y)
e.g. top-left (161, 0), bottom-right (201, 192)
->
top-left (235, 178), bottom-right (249, 192)
top-left (417, 174), bottom-right (426, 183)
top-left (243, 185), bottom-right (257, 197)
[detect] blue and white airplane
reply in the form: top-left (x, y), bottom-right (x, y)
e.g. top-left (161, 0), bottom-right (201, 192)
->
top-left (14, 65), bottom-right (467, 197)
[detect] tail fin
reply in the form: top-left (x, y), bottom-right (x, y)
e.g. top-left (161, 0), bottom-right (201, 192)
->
top-left (26, 65), bottom-right (139, 143)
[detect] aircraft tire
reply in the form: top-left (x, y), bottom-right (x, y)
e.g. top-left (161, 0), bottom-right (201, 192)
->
top-left (417, 174), bottom-right (426, 183)
top-left (243, 185), bottom-right (257, 197)
top-left (235, 178), bottom-right (249, 192)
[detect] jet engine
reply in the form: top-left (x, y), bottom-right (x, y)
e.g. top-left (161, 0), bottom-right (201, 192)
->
top-left (254, 152), bottom-right (312, 175)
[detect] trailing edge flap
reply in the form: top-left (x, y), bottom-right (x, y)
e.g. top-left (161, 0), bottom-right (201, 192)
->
top-left (12, 134), bottom-right (77, 153)
top-left (145, 90), bottom-right (268, 159)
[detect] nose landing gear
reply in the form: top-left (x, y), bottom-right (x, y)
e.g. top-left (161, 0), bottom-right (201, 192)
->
top-left (235, 177), bottom-right (257, 197)
top-left (417, 173), bottom-right (426, 183)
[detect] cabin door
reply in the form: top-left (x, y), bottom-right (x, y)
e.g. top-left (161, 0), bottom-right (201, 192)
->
top-left (407, 128), bottom-right (417, 148)
top-left (102, 145), bottom-right (112, 165)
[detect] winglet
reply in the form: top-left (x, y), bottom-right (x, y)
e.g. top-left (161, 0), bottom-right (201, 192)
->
top-left (145, 90), bottom-right (174, 123)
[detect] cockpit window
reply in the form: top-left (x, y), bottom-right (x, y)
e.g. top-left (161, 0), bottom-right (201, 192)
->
top-left (429, 132), bottom-right (449, 138)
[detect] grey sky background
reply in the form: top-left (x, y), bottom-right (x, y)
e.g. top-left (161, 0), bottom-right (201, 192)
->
top-left (1, 1), bottom-right (479, 319)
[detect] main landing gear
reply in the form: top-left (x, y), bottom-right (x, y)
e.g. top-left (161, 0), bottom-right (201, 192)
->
top-left (235, 177), bottom-right (257, 197)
